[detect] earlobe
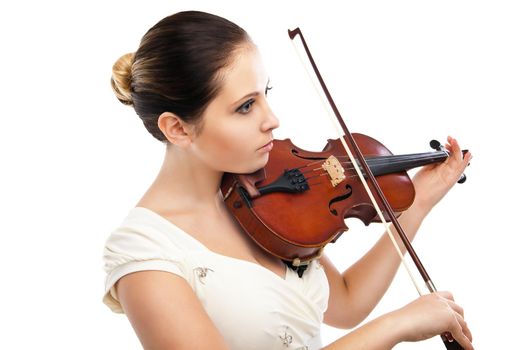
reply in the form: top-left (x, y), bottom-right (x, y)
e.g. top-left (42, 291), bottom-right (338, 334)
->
top-left (157, 112), bottom-right (193, 147)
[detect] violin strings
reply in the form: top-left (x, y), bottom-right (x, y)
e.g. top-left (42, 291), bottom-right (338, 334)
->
top-left (294, 162), bottom-right (325, 171)
top-left (302, 159), bottom-right (444, 188)
top-left (295, 153), bottom-right (449, 178)
top-left (304, 171), bottom-right (362, 183)
top-left (315, 155), bottom-right (447, 169)
top-left (328, 151), bottom-right (448, 163)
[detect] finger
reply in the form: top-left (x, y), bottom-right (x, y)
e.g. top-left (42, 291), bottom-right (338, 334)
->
top-left (443, 141), bottom-right (459, 167)
top-left (462, 151), bottom-right (472, 171)
top-left (446, 299), bottom-right (465, 318)
top-left (448, 331), bottom-right (474, 350)
top-left (454, 310), bottom-right (473, 342)
top-left (447, 138), bottom-right (472, 177)
top-left (444, 140), bottom-right (453, 154)
top-left (436, 290), bottom-right (455, 301)
top-left (448, 136), bottom-right (463, 162)
top-left (450, 136), bottom-right (473, 164)
top-left (457, 149), bottom-right (472, 175)
top-left (449, 312), bottom-right (474, 349)
top-left (463, 150), bottom-right (473, 164)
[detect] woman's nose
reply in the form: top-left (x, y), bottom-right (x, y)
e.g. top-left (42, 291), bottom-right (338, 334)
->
top-left (261, 103), bottom-right (280, 132)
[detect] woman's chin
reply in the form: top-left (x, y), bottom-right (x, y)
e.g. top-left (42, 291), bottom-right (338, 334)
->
top-left (231, 161), bottom-right (268, 175)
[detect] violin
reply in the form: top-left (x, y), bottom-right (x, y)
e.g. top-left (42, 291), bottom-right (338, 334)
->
top-left (220, 134), bottom-right (467, 265)
top-left (221, 27), bottom-right (468, 350)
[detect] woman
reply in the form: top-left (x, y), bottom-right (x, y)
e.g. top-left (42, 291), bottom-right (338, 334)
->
top-left (103, 10), bottom-right (474, 350)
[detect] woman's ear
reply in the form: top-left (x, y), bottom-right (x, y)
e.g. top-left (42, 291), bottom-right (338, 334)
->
top-left (157, 112), bottom-right (196, 147)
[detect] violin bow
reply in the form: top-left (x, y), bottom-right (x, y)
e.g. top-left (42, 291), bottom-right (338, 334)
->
top-left (289, 27), bottom-right (464, 350)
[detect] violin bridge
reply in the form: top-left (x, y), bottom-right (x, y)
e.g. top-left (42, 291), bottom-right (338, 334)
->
top-left (322, 155), bottom-right (345, 187)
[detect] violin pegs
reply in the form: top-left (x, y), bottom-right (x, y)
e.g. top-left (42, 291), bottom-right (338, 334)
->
top-left (430, 139), bottom-right (442, 151)
top-left (457, 173), bottom-right (467, 184)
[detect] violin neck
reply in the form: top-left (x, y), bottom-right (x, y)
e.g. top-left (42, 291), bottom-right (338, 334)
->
top-left (367, 150), bottom-right (449, 176)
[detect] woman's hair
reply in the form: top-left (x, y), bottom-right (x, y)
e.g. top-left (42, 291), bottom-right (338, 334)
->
top-left (111, 11), bottom-right (252, 142)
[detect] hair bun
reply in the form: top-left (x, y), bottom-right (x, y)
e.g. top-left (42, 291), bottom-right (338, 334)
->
top-left (111, 52), bottom-right (135, 106)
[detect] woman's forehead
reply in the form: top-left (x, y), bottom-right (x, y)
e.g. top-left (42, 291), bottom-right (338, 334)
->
top-left (216, 48), bottom-right (268, 105)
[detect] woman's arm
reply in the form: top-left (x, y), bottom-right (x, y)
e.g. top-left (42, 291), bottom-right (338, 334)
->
top-left (116, 270), bottom-right (229, 350)
top-left (321, 199), bottom-right (429, 328)
top-left (322, 136), bottom-right (472, 328)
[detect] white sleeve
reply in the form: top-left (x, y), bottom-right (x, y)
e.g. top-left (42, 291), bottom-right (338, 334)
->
top-left (102, 222), bottom-right (188, 313)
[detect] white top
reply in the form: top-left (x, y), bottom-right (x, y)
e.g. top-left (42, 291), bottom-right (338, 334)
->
top-left (103, 207), bottom-right (330, 350)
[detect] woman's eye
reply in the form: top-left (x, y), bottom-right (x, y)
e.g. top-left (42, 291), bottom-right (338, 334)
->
top-left (237, 98), bottom-right (255, 114)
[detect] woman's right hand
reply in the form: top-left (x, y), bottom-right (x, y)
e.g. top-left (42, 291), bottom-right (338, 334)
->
top-left (392, 291), bottom-right (474, 349)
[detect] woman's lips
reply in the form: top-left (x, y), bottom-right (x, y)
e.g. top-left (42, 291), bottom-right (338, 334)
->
top-left (258, 140), bottom-right (273, 152)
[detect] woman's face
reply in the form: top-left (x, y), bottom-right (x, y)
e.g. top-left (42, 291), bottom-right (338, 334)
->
top-left (189, 46), bottom-right (280, 174)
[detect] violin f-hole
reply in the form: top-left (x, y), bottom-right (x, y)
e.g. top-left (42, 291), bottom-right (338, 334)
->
top-left (329, 184), bottom-right (352, 215)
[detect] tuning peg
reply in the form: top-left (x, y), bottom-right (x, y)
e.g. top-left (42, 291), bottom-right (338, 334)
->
top-left (457, 174), bottom-right (467, 184)
top-left (430, 139), bottom-right (443, 151)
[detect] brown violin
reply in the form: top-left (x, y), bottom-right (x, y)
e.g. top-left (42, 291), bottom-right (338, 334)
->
top-left (220, 134), bottom-right (466, 266)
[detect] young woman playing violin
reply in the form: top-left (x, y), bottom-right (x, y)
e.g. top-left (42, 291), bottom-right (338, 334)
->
top-left (104, 10), bottom-right (474, 350)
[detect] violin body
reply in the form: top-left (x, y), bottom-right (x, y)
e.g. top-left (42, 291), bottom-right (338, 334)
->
top-left (221, 133), bottom-right (417, 265)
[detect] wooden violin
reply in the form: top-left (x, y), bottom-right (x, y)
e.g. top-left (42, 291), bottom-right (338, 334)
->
top-left (220, 134), bottom-right (466, 265)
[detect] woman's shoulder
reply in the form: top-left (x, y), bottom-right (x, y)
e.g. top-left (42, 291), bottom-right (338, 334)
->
top-left (103, 207), bottom-right (206, 272)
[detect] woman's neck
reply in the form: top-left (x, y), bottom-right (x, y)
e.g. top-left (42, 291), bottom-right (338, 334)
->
top-left (137, 145), bottom-right (225, 216)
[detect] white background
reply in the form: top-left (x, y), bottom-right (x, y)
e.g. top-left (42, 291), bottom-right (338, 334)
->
top-left (1, 1), bottom-right (523, 349)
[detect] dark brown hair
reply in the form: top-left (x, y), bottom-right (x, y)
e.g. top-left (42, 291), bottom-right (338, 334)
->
top-left (111, 11), bottom-right (252, 142)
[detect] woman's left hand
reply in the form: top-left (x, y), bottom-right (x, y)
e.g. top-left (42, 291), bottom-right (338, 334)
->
top-left (412, 136), bottom-right (473, 212)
